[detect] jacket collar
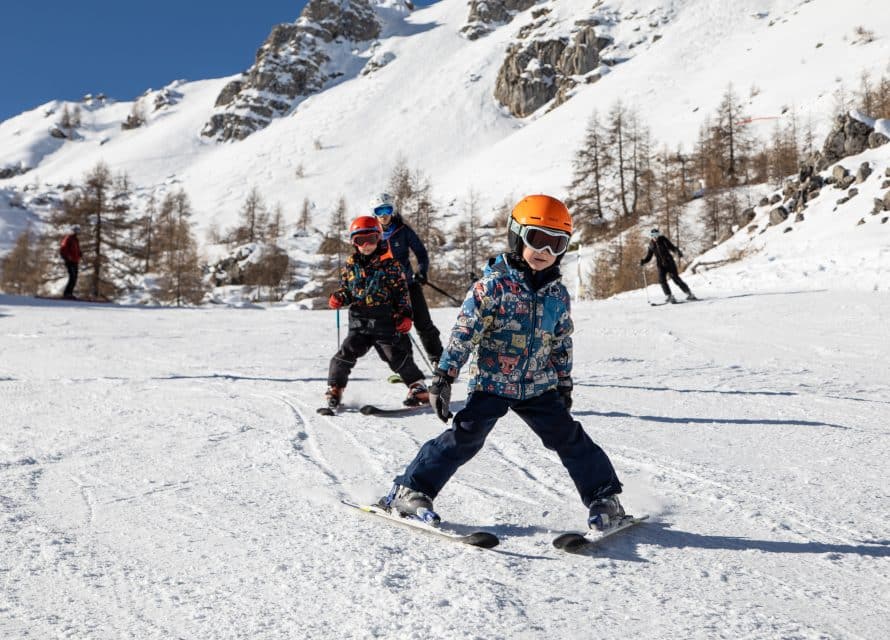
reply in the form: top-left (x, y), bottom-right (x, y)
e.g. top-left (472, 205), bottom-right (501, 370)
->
top-left (486, 253), bottom-right (561, 291)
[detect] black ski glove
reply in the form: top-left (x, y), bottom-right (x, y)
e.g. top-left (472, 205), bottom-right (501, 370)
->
top-left (558, 385), bottom-right (573, 411)
top-left (428, 370), bottom-right (454, 422)
top-left (414, 270), bottom-right (427, 284)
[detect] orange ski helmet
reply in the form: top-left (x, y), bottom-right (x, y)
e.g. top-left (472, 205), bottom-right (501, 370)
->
top-left (508, 195), bottom-right (573, 257)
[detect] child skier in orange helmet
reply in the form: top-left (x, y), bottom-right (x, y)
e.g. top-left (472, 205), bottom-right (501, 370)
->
top-left (379, 195), bottom-right (628, 532)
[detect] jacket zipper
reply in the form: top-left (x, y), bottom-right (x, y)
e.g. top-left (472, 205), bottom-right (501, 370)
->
top-left (517, 284), bottom-right (539, 400)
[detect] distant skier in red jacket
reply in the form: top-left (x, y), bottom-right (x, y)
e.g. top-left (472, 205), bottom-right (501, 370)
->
top-left (59, 225), bottom-right (82, 299)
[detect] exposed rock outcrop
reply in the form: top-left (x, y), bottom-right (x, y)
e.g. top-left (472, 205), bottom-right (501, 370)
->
top-left (461, 0), bottom-right (537, 40)
top-left (810, 112), bottom-right (889, 170)
top-left (769, 206), bottom-right (789, 226)
top-left (494, 24), bottom-right (611, 118)
top-left (153, 85), bottom-right (183, 111)
top-left (0, 163), bottom-right (31, 180)
top-left (202, 0), bottom-right (390, 142)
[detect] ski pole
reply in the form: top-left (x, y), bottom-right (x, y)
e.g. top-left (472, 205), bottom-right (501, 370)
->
top-left (336, 243), bottom-right (343, 345)
top-left (423, 280), bottom-right (462, 306)
top-left (408, 332), bottom-right (434, 375)
top-left (641, 267), bottom-right (651, 305)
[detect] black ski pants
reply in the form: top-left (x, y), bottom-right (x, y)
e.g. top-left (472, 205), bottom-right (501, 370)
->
top-left (63, 260), bottom-right (79, 298)
top-left (658, 266), bottom-right (690, 296)
top-left (328, 331), bottom-right (424, 389)
top-left (408, 282), bottom-right (442, 362)
top-left (394, 390), bottom-right (622, 507)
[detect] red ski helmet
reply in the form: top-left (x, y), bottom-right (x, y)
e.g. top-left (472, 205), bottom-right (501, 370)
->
top-left (349, 215), bottom-right (383, 238)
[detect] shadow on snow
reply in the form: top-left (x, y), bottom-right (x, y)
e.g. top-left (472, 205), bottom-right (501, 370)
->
top-left (572, 521), bottom-right (890, 562)
top-left (574, 409), bottom-right (849, 431)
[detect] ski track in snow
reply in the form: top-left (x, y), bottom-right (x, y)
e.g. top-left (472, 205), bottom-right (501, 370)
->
top-left (1, 290), bottom-right (889, 639)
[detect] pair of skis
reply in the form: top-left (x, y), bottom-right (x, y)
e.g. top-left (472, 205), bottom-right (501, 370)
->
top-left (650, 297), bottom-right (701, 307)
top-left (341, 499), bottom-right (647, 553)
top-left (314, 372), bottom-right (428, 414)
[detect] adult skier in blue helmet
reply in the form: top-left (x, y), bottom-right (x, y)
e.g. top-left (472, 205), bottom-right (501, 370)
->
top-left (370, 192), bottom-right (444, 365)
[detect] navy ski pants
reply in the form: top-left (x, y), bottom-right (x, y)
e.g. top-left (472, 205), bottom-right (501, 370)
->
top-left (394, 390), bottom-right (622, 507)
top-left (328, 331), bottom-right (424, 389)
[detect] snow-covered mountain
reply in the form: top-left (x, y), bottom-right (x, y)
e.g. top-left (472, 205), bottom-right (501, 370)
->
top-left (1, 0), bottom-right (889, 292)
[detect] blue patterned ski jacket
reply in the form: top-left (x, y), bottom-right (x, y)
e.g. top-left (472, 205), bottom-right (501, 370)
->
top-left (438, 253), bottom-right (573, 400)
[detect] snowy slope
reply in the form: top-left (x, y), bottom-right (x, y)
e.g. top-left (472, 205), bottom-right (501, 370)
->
top-left (687, 144), bottom-right (890, 292)
top-left (2, 286), bottom-right (889, 639)
top-left (2, 0), bottom-right (890, 246)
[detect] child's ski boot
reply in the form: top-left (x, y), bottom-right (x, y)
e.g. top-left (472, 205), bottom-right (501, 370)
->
top-left (325, 385), bottom-right (343, 410)
top-left (403, 381), bottom-right (430, 407)
top-left (381, 484), bottom-right (440, 524)
top-left (587, 495), bottom-right (625, 531)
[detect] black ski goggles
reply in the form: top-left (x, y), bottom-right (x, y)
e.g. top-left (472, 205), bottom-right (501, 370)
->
top-left (373, 205), bottom-right (394, 217)
top-left (515, 223), bottom-right (570, 256)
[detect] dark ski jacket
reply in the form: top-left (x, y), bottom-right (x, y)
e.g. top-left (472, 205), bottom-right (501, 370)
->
top-left (334, 242), bottom-right (412, 337)
top-left (641, 235), bottom-right (683, 272)
top-left (60, 233), bottom-right (82, 263)
top-left (381, 214), bottom-right (429, 285)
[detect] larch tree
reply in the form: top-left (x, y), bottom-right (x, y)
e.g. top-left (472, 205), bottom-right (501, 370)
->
top-left (0, 225), bottom-right (51, 295)
top-left (568, 110), bottom-right (612, 221)
top-left (154, 189), bottom-right (206, 305)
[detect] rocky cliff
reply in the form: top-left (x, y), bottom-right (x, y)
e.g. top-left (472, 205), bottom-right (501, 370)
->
top-left (202, 0), bottom-right (391, 142)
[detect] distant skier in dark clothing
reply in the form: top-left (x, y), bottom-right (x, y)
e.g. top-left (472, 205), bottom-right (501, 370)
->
top-left (370, 193), bottom-right (443, 366)
top-left (640, 228), bottom-right (696, 303)
top-left (59, 225), bottom-right (82, 299)
top-left (324, 215), bottom-right (429, 410)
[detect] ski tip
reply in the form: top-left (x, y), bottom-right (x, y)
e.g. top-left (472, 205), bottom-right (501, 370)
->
top-left (553, 515), bottom-right (649, 551)
top-left (552, 532), bottom-right (588, 551)
top-left (465, 532), bottom-right (500, 548)
top-left (359, 404), bottom-right (429, 416)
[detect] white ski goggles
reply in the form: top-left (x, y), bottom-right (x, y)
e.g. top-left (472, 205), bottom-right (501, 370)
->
top-left (511, 220), bottom-right (571, 256)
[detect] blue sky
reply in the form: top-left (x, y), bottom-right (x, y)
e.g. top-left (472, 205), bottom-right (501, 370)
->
top-left (0, 1), bottom-right (310, 122)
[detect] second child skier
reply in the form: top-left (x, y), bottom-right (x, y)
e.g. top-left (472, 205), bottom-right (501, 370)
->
top-left (324, 216), bottom-right (429, 410)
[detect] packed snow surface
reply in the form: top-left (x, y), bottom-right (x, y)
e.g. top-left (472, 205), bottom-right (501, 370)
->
top-left (2, 285), bottom-right (888, 639)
